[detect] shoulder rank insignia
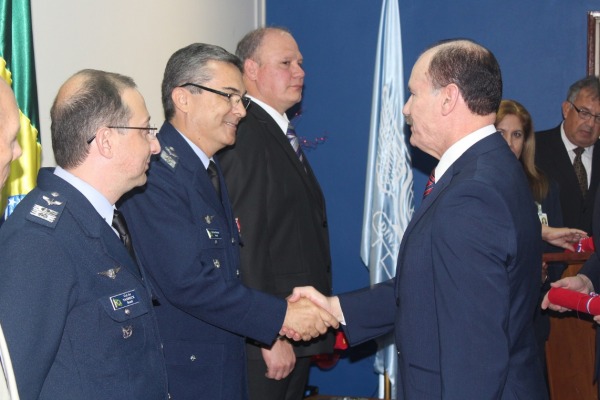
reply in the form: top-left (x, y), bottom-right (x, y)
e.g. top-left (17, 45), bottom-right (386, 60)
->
top-left (26, 192), bottom-right (66, 228)
top-left (160, 146), bottom-right (178, 169)
top-left (42, 195), bottom-right (63, 206)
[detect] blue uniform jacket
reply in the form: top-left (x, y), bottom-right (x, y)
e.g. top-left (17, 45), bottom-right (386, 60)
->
top-left (0, 168), bottom-right (169, 400)
top-left (339, 133), bottom-right (548, 399)
top-left (119, 121), bottom-right (287, 400)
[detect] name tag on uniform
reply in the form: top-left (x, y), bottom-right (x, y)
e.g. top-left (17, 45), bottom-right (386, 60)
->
top-left (206, 228), bottom-right (222, 240)
top-left (110, 290), bottom-right (140, 310)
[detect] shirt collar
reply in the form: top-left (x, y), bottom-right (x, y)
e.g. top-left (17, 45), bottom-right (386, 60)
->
top-left (248, 95), bottom-right (290, 134)
top-left (435, 124), bottom-right (497, 182)
top-left (53, 166), bottom-right (114, 226)
top-left (176, 128), bottom-right (212, 169)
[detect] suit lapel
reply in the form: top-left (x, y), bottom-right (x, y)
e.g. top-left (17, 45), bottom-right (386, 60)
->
top-left (397, 133), bottom-right (504, 278)
top-left (251, 104), bottom-right (325, 208)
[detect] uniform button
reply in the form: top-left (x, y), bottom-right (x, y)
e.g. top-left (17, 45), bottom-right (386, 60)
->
top-left (213, 259), bottom-right (221, 268)
top-left (231, 237), bottom-right (235, 244)
top-left (124, 308), bottom-right (131, 315)
top-left (190, 355), bottom-right (196, 362)
top-left (214, 240), bottom-right (218, 244)
top-left (236, 269), bottom-right (240, 277)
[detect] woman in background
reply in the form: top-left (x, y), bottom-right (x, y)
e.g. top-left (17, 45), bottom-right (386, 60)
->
top-left (496, 99), bottom-right (586, 252)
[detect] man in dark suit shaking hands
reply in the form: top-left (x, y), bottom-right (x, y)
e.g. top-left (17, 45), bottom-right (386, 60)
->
top-left (288, 39), bottom-right (548, 399)
top-left (218, 27), bottom-right (334, 400)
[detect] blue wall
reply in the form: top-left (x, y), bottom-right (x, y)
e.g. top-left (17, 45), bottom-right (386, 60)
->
top-left (267, 1), bottom-right (599, 397)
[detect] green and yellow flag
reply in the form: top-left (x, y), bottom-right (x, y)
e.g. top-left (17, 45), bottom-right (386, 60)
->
top-left (0, 0), bottom-right (41, 219)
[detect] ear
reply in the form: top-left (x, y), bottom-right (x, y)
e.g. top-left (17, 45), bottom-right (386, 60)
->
top-left (171, 87), bottom-right (189, 114)
top-left (440, 83), bottom-right (460, 116)
top-left (561, 101), bottom-right (571, 120)
top-left (243, 59), bottom-right (259, 81)
top-left (92, 126), bottom-right (114, 159)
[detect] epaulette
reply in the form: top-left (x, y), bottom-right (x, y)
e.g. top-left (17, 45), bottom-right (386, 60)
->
top-left (25, 191), bottom-right (66, 228)
top-left (160, 146), bottom-right (178, 169)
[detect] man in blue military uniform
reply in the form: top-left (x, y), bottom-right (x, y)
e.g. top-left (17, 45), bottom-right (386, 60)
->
top-left (119, 43), bottom-right (338, 400)
top-left (0, 69), bottom-right (169, 400)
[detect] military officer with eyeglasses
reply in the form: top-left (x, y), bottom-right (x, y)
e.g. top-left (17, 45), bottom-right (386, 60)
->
top-left (0, 69), bottom-right (168, 400)
top-left (119, 43), bottom-right (338, 400)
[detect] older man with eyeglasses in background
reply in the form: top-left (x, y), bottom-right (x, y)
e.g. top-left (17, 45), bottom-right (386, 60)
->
top-left (536, 76), bottom-right (600, 235)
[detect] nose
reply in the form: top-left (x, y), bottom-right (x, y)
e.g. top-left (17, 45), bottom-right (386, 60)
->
top-left (232, 101), bottom-right (247, 118)
top-left (292, 62), bottom-right (305, 79)
top-left (150, 137), bottom-right (161, 155)
top-left (402, 101), bottom-right (411, 124)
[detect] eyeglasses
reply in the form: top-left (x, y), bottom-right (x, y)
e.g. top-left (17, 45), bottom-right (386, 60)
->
top-left (569, 101), bottom-right (600, 124)
top-left (179, 83), bottom-right (251, 110)
top-left (86, 125), bottom-right (158, 144)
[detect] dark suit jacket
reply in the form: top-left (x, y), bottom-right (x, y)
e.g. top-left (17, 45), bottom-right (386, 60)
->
top-left (535, 125), bottom-right (600, 234)
top-left (218, 101), bottom-right (334, 358)
top-left (120, 121), bottom-right (287, 400)
top-left (338, 133), bottom-right (547, 399)
top-left (0, 168), bottom-right (168, 400)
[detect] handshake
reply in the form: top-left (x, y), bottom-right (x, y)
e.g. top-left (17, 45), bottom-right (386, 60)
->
top-left (280, 287), bottom-right (343, 341)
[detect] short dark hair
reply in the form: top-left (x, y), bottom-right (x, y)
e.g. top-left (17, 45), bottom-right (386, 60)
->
top-left (427, 39), bottom-right (502, 116)
top-left (566, 76), bottom-right (600, 102)
top-left (235, 26), bottom-right (291, 66)
top-left (162, 43), bottom-right (242, 121)
top-left (51, 69), bottom-right (136, 169)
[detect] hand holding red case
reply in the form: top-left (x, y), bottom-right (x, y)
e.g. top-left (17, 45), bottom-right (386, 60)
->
top-left (547, 287), bottom-right (600, 315)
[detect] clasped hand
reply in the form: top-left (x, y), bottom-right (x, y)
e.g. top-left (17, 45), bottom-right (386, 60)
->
top-left (280, 287), bottom-right (342, 341)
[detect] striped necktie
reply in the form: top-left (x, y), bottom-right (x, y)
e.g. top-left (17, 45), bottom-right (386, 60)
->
top-left (286, 123), bottom-right (305, 164)
top-left (573, 147), bottom-right (588, 196)
top-left (423, 169), bottom-right (435, 199)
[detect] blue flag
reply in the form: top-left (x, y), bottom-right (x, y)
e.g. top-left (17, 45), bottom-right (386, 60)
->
top-left (360, 0), bottom-right (413, 397)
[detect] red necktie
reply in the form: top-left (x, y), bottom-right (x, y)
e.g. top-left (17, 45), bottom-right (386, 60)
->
top-left (423, 169), bottom-right (435, 199)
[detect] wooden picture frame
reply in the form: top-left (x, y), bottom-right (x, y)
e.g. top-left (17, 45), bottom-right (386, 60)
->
top-left (587, 11), bottom-right (600, 75)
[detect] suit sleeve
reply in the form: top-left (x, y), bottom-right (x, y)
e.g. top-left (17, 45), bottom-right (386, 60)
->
top-left (431, 179), bottom-right (524, 398)
top-left (0, 229), bottom-right (75, 400)
top-left (337, 279), bottom-right (397, 345)
top-left (122, 162), bottom-right (286, 345)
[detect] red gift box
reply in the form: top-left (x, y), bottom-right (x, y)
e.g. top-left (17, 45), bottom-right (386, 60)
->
top-left (565, 236), bottom-right (595, 253)
top-left (547, 287), bottom-right (600, 315)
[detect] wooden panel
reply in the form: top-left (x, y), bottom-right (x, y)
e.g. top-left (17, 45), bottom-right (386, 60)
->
top-left (546, 259), bottom-right (598, 400)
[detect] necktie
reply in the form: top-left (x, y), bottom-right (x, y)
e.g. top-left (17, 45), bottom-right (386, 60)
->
top-left (112, 209), bottom-right (136, 261)
top-left (573, 147), bottom-right (588, 196)
top-left (423, 169), bottom-right (435, 199)
top-left (286, 124), bottom-right (305, 165)
top-left (207, 160), bottom-right (221, 198)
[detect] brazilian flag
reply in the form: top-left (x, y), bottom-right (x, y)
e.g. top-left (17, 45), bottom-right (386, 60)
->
top-left (0, 0), bottom-right (41, 219)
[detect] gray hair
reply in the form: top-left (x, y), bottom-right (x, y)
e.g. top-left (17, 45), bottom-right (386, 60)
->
top-left (566, 76), bottom-right (600, 102)
top-left (162, 43), bottom-right (242, 121)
